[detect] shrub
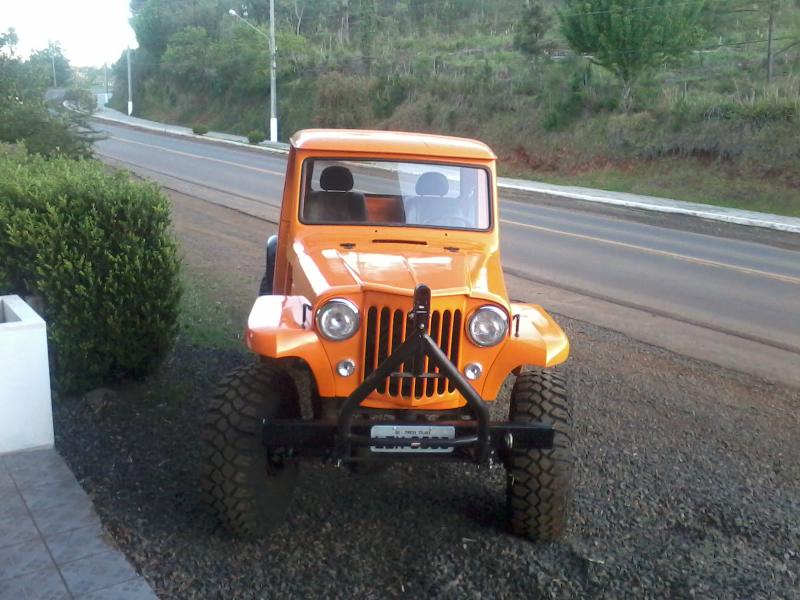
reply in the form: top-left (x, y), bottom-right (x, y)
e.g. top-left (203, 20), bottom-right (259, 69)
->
top-left (63, 88), bottom-right (97, 112)
top-left (314, 72), bottom-right (371, 128)
top-left (192, 123), bottom-right (209, 135)
top-left (247, 129), bottom-right (266, 144)
top-left (0, 100), bottom-right (96, 159)
top-left (539, 59), bottom-right (593, 131)
top-left (0, 149), bottom-right (181, 393)
top-left (370, 73), bottom-right (413, 119)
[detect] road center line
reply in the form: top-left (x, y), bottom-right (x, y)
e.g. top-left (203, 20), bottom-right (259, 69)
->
top-left (105, 133), bottom-right (798, 286)
top-left (107, 135), bottom-right (285, 176)
top-left (500, 219), bottom-right (800, 285)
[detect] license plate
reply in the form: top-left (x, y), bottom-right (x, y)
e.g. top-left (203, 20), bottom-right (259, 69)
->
top-left (370, 425), bottom-right (455, 453)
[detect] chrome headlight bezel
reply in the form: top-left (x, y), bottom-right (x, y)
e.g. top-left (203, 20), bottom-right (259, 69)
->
top-left (316, 298), bottom-right (360, 341)
top-left (466, 305), bottom-right (509, 347)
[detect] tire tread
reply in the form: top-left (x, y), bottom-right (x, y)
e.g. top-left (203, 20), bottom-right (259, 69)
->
top-left (200, 362), bottom-right (298, 538)
top-left (507, 368), bottom-right (573, 542)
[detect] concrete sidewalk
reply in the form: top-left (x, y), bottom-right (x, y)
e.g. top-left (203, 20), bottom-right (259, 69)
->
top-left (0, 448), bottom-right (156, 599)
top-left (92, 106), bottom-right (800, 234)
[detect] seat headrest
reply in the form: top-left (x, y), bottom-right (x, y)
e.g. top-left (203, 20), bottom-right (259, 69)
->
top-left (415, 172), bottom-right (449, 196)
top-left (320, 166), bottom-right (354, 192)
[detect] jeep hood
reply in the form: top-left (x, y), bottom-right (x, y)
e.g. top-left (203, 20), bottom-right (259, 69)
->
top-left (290, 240), bottom-right (506, 302)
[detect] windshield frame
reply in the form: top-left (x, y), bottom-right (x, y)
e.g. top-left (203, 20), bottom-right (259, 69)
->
top-left (297, 157), bottom-right (494, 233)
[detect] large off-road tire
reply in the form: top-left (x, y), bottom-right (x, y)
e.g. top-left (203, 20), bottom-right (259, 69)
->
top-left (258, 273), bottom-right (272, 296)
top-left (506, 368), bottom-right (573, 542)
top-left (258, 235), bottom-right (278, 296)
top-left (200, 361), bottom-right (300, 538)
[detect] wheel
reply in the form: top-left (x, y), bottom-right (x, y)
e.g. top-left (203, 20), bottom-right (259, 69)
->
top-left (258, 235), bottom-right (278, 296)
top-left (506, 368), bottom-right (573, 542)
top-left (348, 448), bottom-right (391, 475)
top-left (258, 272), bottom-right (272, 296)
top-left (200, 361), bottom-right (300, 538)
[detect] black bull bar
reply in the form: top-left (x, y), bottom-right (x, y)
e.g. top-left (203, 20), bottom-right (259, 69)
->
top-left (263, 285), bottom-right (554, 463)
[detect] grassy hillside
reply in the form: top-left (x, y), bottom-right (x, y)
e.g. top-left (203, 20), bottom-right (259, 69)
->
top-left (110, 0), bottom-right (800, 216)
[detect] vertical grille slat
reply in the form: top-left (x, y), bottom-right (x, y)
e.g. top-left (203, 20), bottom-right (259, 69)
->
top-left (388, 310), bottom-right (404, 396)
top-left (361, 300), bottom-right (463, 403)
top-left (376, 308), bottom-right (391, 393)
top-left (363, 307), bottom-right (378, 380)
top-left (448, 310), bottom-right (462, 393)
top-left (425, 312), bottom-right (442, 397)
top-left (437, 311), bottom-right (452, 395)
top-left (384, 308), bottom-right (395, 395)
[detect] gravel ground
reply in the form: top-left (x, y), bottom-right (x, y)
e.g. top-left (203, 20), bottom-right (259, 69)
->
top-left (53, 192), bottom-right (800, 599)
top-left (54, 319), bottom-right (800, 599)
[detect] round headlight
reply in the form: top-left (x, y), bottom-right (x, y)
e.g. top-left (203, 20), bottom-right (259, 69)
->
top-left (467, 305), bottom-right (508, 347)
top-left (316, 298), bottom-right (360, 341)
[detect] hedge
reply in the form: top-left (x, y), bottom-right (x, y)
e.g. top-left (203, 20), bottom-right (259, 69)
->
top-left (247, 130), bottom-right (266, 144)
top-left (0, 147), bottom-right (181, 393)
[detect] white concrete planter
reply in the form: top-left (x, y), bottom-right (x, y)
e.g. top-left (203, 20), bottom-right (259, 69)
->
top-left (0, 295), bottom-right (54, 454)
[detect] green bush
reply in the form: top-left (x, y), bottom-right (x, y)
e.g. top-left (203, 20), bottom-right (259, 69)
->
top-left (192, 123), bottom-right (209, 135)
top-left (247, 129), bottom-right (265, 144)
top-left (537, 61), bottom-right (582, 131)
top-left (371, 72), bottom-right (413, 119)
top-left (0, 149), bottom-right (181, 393)
top-left (0, 100), bottom-right (96, 159)
top-left (314, 72), bottom-right (371, 128)
top-left (63, 88), bottom-right (97, 112)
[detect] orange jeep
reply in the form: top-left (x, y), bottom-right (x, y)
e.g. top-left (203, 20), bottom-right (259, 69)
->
top-left (201, 130), bottom-right (572, 542)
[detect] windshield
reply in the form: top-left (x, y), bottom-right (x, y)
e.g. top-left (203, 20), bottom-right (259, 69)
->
top-left (300, 159), bottom-right (491, 230)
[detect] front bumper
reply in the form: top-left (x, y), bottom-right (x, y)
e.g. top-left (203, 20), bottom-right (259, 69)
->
top-left (262, 285), bottom-right (555, 464)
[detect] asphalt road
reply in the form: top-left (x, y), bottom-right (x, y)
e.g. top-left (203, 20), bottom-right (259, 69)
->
top-left (69, 132), bottom-right (800, 598)
top-left (93, 121), bottom-right (800, 381)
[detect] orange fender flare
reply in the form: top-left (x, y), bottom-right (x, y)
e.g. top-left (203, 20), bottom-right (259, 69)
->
top-left (479, 303), bottom-right (569, 400)
top-left (246, 295), bottom-right (337, 396)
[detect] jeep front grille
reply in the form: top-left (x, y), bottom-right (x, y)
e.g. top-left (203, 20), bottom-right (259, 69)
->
top-left (362, 304), bottom-right (462, 402)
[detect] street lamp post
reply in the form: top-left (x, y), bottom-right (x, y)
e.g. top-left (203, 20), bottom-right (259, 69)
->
top-left (127, 47), bottom-right (133, 116)
top-left (229, 4), bottom-right (278, 142)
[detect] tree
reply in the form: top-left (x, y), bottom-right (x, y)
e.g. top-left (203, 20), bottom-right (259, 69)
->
top-left (0, 32), bottom-right (97, 158)
top-left (704, 0), bottom-right (800, 83)
top-left (292, 0), bottom-right (307, 35)
top-left (514, 2), bottom-right (553, 56)
top-left (162, 27), bottom-right (212, 89)
top-left (131, 0), bottom-right (228, 57)
top-left (358, 0), bottom-right (377, 71)
top-left (28, 43), bottom-right (71, 88)
top-left (1, 29), bottom-right (48, 101)
top-left (746, 0), bottom-right (800, 83)
top-left (559, 0), bottom-right (706, 111)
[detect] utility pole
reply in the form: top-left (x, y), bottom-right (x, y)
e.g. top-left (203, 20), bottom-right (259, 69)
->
top-left (269, 0), bottom-right (278, 142)
top-left (126, 47), bottom-right (133, 116)
top-left (104, 62), bottom-right (109, 95)
top-left (228, 8), bottom-right (278, 142)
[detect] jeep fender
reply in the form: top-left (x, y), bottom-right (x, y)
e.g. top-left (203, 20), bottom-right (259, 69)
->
top-left (480, 303), bottom-right (569, 400)
top-left (246, 295), bottom-right (337, 396)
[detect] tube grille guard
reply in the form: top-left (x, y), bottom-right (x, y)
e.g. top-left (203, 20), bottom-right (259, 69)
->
top-left (337, 285), bottom-right (492, 462)
top-left (262, 285), bottom-right (556, 464)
